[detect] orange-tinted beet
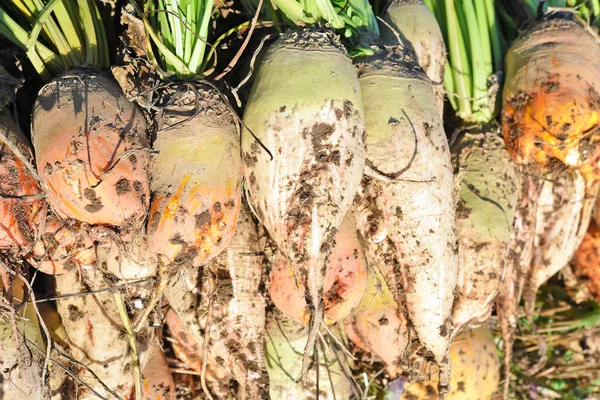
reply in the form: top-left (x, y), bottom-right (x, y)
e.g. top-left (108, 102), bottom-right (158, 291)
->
top-left (0, 117), bottom-right (46, 252)
top-left (269, 214), bottom-right (367, 325)
top-left (344, 265), bottom-right (409, 378)
top-left (502, 15), bottom-right (600, 191)
top-left (124, 337), bottom-right (176, 400)
top-left (164, 308), bottom-right (228, 379)
top-left (32, 71), bottom-right (150, 227)
top-left (26, 212), bottom-right (95, 275)
top-left (147, 87), bottom-right (241, 267)
top-left (573, 219), bottom-right (600, 302)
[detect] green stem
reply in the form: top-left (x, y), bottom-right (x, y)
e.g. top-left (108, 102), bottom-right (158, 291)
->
top-left (522, 0), bottom-right (537, 14)
top-left (484, 0), bottom-right (502, 72)
top-left (311, 0), bottom-right (345, 28)
top-left (474, 0), bottom-right (492, 77)
top-left (0, 21), bottom-right (52, 79)
top-left (271, 0), bottom-right (312, 25)
top-left (0, 8), bottom-right (63, 72)
top-left (88, 0), bottom-right (108, 67)
top-left (461, 0), bottom-right (484, 115)
top-left (114, 292), bottom-right (142, 400)
top-left (143, 15), bottom-right (191, 75)
top-left (25, 0), bottom-right (61, 49)
top-left (580, 4), bottom-right (590, 21)
top-left (29, 0), bottom-right (76, 67)
top-left (166, 0), bottom-right (183, 58)
top-left (187, 0), bottom-right (212, 76)
top-left (592, 0), bottom-right (600, 17)
top-left (264, 0), bottom-right (283, 32)
top-left (444, 61), bottom-right (458, 111)
top-left (496, 0), bottom-right (517, 42)
top-left (77, 0), bottom-right (98, 65)
top-left (445, 0), bottom-right (472, 118)
top-left (5, 0), bottom-right (33, 19)
top-left (497, 20), bottom-right (508, 57)
top-left (348, 0), bottom-right (377, 33)
top-left (183, 1), bottom-right (194, 63)
top-left (156, 0), bottom-right (174, 54)
top-left (11, 0), bottom-right (55, 45)
top-left (52, 0), bottom-right (84, 64)
top-left (434, 0), bottom-right (448, 44)
top-left (25, 0), bottom-right (84, 68)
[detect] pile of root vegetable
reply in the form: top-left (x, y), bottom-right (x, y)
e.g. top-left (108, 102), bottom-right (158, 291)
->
top-left (2, 0), bottom-right (600, 398)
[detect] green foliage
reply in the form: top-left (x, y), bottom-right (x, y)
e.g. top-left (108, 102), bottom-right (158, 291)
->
top-left (426, 0), bottom-right (507, 124)
top-left (0, 0), bottom-right (108, 81)
top-left (141, 0), bottom-right (216, 78)
top-left (245, 0), bottom-right (380, 56)
top-left (498, 0), bottom-right (600, 35)
top-left (523, 0), bottom-right (600, 24)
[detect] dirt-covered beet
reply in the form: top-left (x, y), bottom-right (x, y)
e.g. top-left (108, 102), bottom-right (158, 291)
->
top-left (0, 116), bottom-right (46, 252)
top-left (31, 69), bottom-right (150, 228)
top-left (496, 170), bottom-right (541, 397)
top-left (450, 127), bottom-right (520, 333)
top-left (241, 29), bottom-right (366, 374)
top-left (344, 262), bottom-right (409, 378)
top-left (353, 47), bottom-right (457, 389)
top-left (132, 335), bottom-right (176, 400)
top-left (268, 212), bottom-right (367, 326)
top-left (96, 230), bottom-right (156, 280)
top-left (381, 0), bottom-right (446, 116)
top-left (523, 169), bottom-right (596, 316)
top-left (502, 13), bottom-right (600, 193)
top-left (164, 308), bottom-right (231, 398)
top-left (397, 326), bottom-right (501, 399)
top-left (165, 205), bottom-right (268, 399)
top-left (53, 268), bottom-right (136, 399)
top-left (0, 271), bottom-right (48, 399)
top-left (26, 211), bottom-right (96, 275)
top-left (148, 86), bottom-right (241, 268)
